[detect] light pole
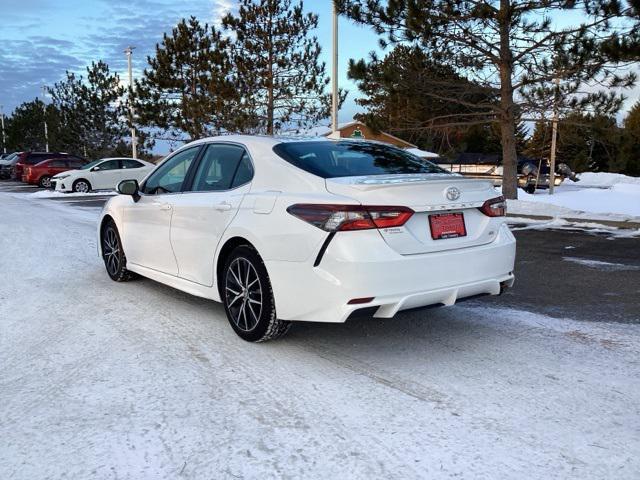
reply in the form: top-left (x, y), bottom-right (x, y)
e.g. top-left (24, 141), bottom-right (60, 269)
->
top-left (331, 1), bottom-right (339, 136)
top-left (42, 85), bottom-right (49, 153)
top-left (0, 105), bottom-right (6, 154)
top-left (548, 76), bottom-right (560, 195)
top-left (124, 46), bottom-right (138, 159)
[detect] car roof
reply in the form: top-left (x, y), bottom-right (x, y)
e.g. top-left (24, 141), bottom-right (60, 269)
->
top-left (183, 134), bottom-right (332, 149)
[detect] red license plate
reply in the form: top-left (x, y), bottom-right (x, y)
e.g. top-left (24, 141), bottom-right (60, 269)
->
top-left (429, 213), bottom-right (467, 240)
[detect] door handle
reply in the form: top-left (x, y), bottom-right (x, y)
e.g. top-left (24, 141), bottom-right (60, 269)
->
top-left (214, 202), bottom-right (232, 211)
top-left (154, 203), bottom-right (172, 211)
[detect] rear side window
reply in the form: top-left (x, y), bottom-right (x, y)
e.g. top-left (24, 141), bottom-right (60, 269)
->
top-left (48, 160), bottom-right (67, 167)
top-left (68, 160), bottom-right (86, 168)
top-left (122, 160), bottom-right (144, 169)
top-left (273, 141), bottom-right (448, 178)
top-left (26, 153), bottom-right (53, 164)
top-left (190, 144), bottom-right (251, 192)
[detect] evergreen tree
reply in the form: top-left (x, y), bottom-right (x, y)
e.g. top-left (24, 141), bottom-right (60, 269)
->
top-left (337, 0), bottom-right (640, 198)
top-left (48, 61), bottom-right (134, 159)
top-left (5, 99), bottom-right (62, 152)
top-left (620, 101), bottom-right (640, 175)
top-left (134, 16), bottom-right (235, 141)
top-left (347, 45), bottom-right (495, 153)
top-left (222, 0), bottom-right (344, 134)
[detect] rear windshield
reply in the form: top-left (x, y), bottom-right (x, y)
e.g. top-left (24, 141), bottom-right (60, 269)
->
top-left (273, 141), bottom-right (448, 178)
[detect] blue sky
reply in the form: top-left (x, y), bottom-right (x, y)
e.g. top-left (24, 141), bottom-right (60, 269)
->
top-left (0, 0), bottom-right (378, 123)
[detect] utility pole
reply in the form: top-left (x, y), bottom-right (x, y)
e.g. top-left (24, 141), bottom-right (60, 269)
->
top-left (548, 76), bottom-right (560, 195)
top-left (331, 1), bottom-right (339, 136)
top-left (124, 46), bottom-right (138, 159)
top-left (0, 105), bottom-right (6, 154)
top-left (42, 85), bottom-right (49, 153)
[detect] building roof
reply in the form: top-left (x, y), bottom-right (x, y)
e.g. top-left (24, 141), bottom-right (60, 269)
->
top-left (405, 147), bottom-right (439, 159)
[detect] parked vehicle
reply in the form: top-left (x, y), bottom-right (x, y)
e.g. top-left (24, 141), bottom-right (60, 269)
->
top-left (98, 136), bottom-right (516, 342)
top-left (22, 157), bottom-right (89, 188)
top-left (12, 152), bottom-right (84, 181)
top-left (53, 157), bottom-right (154, 193)
top-left (0, 152), bottom-right (20, 179)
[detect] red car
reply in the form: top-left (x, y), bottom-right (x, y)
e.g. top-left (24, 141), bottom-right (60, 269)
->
top-left (13, 152), bottom-right (85, 181)
top-left (23, 157), bottom-right (89, 188)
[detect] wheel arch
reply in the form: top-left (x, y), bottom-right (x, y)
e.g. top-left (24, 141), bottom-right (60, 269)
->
top-left (215, 236), bottom-right (259, 298)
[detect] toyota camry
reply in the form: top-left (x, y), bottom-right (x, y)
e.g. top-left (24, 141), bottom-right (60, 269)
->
top-left (98, 135), bottom-right (516, 342)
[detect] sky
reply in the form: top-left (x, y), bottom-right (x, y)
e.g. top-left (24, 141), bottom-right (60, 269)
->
top-left (0, 0), bottom-right (379, 124)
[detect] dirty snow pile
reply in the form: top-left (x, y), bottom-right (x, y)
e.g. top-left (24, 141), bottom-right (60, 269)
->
top-left (507, 172), bottom-right (640, 222)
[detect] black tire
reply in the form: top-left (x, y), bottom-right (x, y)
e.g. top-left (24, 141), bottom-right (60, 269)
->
top-left (38, 175), bottom-right (52, 188)
top-left (523, 184), bottom-right (536, 194)
top-left (73, 179), bottom-right (91, 193)
top-left (222, 245), bottom-right (291, 342)
top-left (101, 221), bottom-right (136, 282)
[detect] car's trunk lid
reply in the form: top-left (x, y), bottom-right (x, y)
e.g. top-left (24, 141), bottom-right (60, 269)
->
top-left (325, 174), bottom-right (500, 254)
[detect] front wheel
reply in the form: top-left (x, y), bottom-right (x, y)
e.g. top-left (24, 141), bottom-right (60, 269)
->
top-left (222, 245), bottom-right (291, 342)
top-left (73, 179), bottom-right (91, 193)
top-left (101, 221), bottom-right (136, 282)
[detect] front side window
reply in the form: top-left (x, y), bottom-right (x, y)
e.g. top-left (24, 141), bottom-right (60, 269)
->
top-left (142, 147), bottom-right (200, 195)
top-left (273, 141), bottom-right (449, 178)
top-left (190, 144), bottom-right (251, 192)
top-left (96, 160), bottom-right (120, 171)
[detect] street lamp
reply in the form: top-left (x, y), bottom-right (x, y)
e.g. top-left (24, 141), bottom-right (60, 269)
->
top-left (124, 46), bottom-right (138, 159)
top-left (331, 1), bottom-right (339, 137)
top-left (42, 85), bottom-right (49, 153)
top-left (0, 105), bottom-right (6, 154)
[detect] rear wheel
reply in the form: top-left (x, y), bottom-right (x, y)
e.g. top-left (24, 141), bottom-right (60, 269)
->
top-left (101, 221), bottom-right (135, 282)
top-left (38, 175), bottom-right (52, 188)
top-left (73, 179), bottom-right (91, 193)
top-left (222, 245), bottom-right (290, 342)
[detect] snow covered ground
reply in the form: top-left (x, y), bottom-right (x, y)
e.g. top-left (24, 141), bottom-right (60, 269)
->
top-left (508, 172), bottom-right (640, 224)
top-left (1, 191), bottom-right (640, 479)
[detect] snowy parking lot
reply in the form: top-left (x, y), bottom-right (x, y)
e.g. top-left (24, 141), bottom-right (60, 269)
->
top-left (1, 184), bottom-right (639, 479)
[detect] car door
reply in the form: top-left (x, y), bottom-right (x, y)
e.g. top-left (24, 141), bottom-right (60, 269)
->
top-left (121, 146), bottom-right (201, 276)
top-left (90, 159), bottom-right (122, 190)
top-left (168, 143), bottom-right (254, 286)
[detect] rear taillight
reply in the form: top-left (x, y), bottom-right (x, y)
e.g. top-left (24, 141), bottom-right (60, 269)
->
top-left (287, 204), bottom-right (414, 232)
top-left (479, 196), bottom-right (506, 217)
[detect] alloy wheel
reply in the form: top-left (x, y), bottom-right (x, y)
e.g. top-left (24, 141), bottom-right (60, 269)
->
top-left (40, 176), bottom-right (51, 188)
top-left (102, 228), bottom-right (121, 277)
top-left (225, 257), bottom-right (263, 332)
top-left (75, 181), bottom-right (89, 193)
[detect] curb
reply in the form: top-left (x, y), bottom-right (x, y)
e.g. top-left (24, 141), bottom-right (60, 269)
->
top-left (506, 213), bottom-right (640, 230)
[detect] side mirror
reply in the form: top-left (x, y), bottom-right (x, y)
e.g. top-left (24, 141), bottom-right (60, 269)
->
top-left (117, 179), bottom-right (140, 200)
top-left (91, 166), bottom-right (100, 172)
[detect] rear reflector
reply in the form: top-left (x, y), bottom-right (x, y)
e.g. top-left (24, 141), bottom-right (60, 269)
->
top-left (287, 204), bottom-right (414, 232)
top-left (478, 196), bottom-right (506, 217)
top-left (348, 297), bottom-right (375, 305)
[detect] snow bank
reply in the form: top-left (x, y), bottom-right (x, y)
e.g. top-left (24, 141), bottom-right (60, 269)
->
top-left (28, 190), bottom-right (116, 198)
top-left (576, 172), bottom-right (640, 188)
top-left (508, 172), bottom-right (640, 221)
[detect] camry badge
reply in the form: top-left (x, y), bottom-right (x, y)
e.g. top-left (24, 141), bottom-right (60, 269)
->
top-left (445, 186), bottom-right (461, 201)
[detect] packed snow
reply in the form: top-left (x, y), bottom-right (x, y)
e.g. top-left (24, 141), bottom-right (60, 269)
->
top-left (1, 190), bottom-right (640, 479)
top-left (507, 172), bottom-right (640, 224)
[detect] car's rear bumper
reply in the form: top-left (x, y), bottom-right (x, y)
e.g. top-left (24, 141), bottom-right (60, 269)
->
top-left (266, 223), bottom-right (516, 322)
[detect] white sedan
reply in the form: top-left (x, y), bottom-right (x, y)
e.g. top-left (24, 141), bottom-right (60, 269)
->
top-left (53, 157), bottom-right (155, 193)
top-left (97, 136), bottom-right (516, 342)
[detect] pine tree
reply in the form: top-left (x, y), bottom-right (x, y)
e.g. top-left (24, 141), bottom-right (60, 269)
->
top-left (222, 0), bottom-right (344, 134)
top-left (48, 61), bottom-right (133, 159)
top-left (337, 0), bottom-right (640, 198)
top-left (348, 45), bottom-right (495, 153)
top-left (133, 16), bottom-right (235, 141)
top-left (620, 102), bottom-right (640, 175)
top-left (5, 99), bottom-right (61, 152)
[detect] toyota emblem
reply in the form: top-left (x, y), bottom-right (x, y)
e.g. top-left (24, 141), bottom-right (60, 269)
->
top-left (445, 186), bottom-right (461, 201)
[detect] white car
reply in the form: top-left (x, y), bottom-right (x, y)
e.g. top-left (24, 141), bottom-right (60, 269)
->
top-left (53, 157), bottom-right (155, 193)
top-left (98, 136), bottom-right (516, 342)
